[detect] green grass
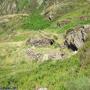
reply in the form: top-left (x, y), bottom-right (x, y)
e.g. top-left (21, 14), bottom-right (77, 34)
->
top-left (0, 40), bottom-right (90, 90)
top-left (0, 1), bottom-right (90, 90)
top-left (47, 18), bottom-right (90, 34)
top-left (0, 38), bottom-right (88, 90)
top-left (23, 12), bottom-right (51, 30)
top-left (0, 54), bottom-right (90, 90)
top-left (59, 19), bottom-right (90, 33)
top-left (12, 34), bottom-right (29, 41)
top-left (17, 0), bottom-right (29, 10)
top-left (49, 5), bottom-right (90, 33)
top-left (78, 33), bottom-right (90, 68)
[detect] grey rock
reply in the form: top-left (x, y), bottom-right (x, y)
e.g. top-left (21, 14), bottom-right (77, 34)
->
top-left (26, 38), bottom-right (54, 47)
top-left (64, 25), bottom-right (90, 51)
top-left (26, 49), bottom-right (43, 60)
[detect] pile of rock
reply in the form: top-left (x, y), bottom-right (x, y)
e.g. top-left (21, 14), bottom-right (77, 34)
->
top-left (26, 49), bottom-right (65, 61)
top-left (26, 49), bottom-right (43, 60)
top-left (26, 37), bottom-right (54, 47)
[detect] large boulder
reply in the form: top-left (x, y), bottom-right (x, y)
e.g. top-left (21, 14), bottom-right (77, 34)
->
top-left (64, 25), bottom-right (90, 51)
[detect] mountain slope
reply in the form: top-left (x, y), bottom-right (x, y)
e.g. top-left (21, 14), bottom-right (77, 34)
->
top-left (0, 0), bottom-right (90, 90)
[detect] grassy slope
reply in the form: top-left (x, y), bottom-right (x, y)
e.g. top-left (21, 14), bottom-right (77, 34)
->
top-left (0, 47), bottom-right (90, 90)
top-left (49, 4), bottom-right (90, 33)
top-left (0, 1), bottom-right (90, 90)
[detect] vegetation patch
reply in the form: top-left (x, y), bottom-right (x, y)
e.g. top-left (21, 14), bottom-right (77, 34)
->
top-left (23, 12), bottom-right (51, 30)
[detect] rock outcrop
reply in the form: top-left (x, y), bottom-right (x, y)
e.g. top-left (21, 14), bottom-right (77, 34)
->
top-left (64, 25), bottom-right (90, 51)
top-left (26, 25), bottom-right (90, 61)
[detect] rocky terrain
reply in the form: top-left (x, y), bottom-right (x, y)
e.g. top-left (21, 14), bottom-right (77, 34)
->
top-left (0, 0), bottom-right (90, 90)
top-left (25, 25), bottom-right (90, 61)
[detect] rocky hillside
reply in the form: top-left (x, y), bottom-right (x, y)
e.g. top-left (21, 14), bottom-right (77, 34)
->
top-left (0, 0), bottom-right (40, 15)
top-left (0, 0), bottom-right (90, 17)
top-left (0, 0), bottom-right (90, 90)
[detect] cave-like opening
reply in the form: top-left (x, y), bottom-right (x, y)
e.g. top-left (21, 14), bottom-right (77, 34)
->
top-left (68, 43), bottom-right (78, 51)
